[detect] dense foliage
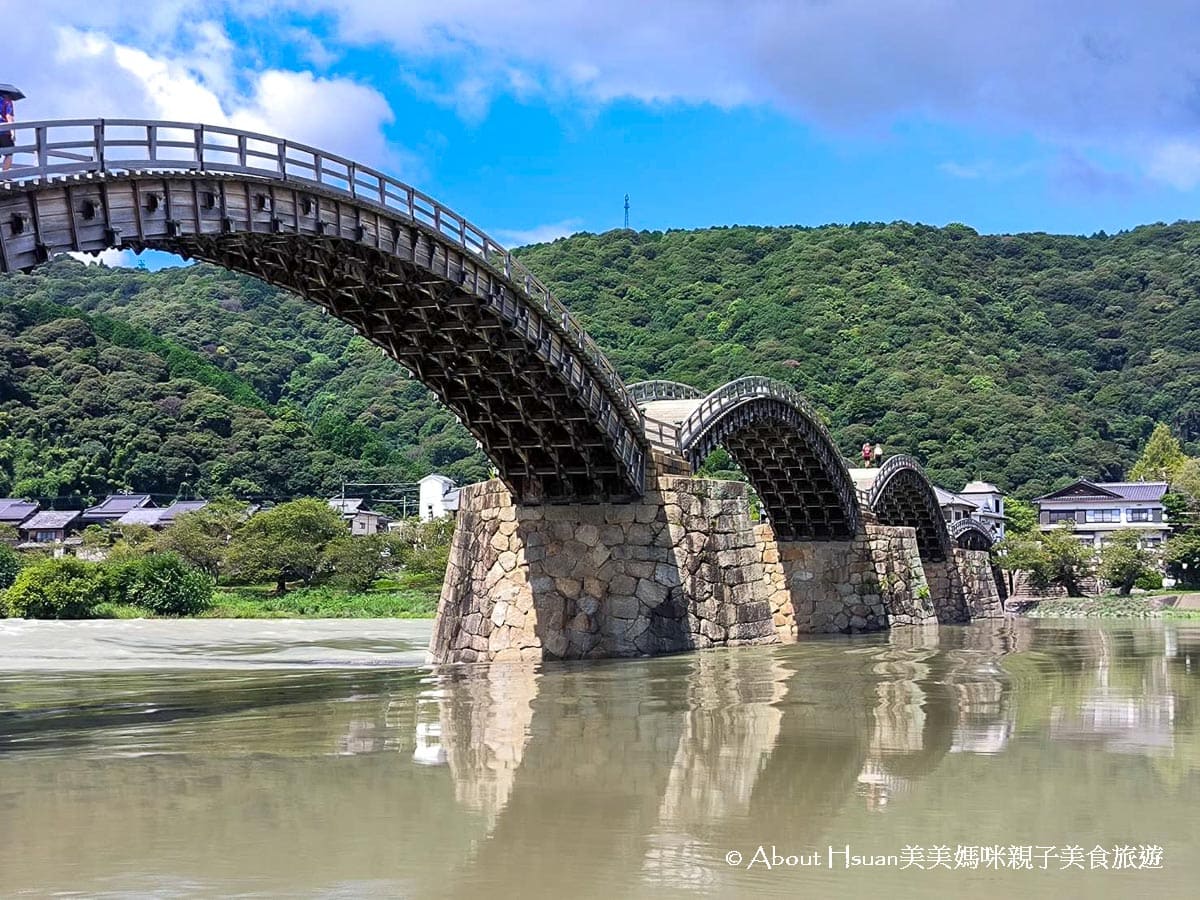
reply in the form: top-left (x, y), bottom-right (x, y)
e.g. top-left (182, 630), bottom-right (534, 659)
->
top-left (0, 543), bottom-right (21, 590)
top-left (520, 222), bottom-right (1200, 496)
top-left (1097, 532), bottom-right (1155, 595)
top-left (3, 557), bottom-right (114, 618)
top-left (0, 552), bottom-right (215, 619)
top-left (5, 219), bottom-right (1200, 501)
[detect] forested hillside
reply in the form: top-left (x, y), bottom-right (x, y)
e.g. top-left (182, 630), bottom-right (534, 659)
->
top-left (2, 220), bottom-right (1199, 505)
top-left (0, 261), bottom-right (489, 505)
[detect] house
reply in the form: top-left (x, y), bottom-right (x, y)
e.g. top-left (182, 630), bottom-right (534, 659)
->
top-left (419, 474), bottom-right (461, 521)
top-left (19, 510), bottom-right (81, 544)
top-left (81, 494), bottom-right (155, 525)
top-left (958, 481), bottom-right (1006, 541)
top-left (0, 498), bottom-right (39, 529)
top-left (934, 486), bottom-right (978, 523)
top-left (114, 499), bottom-right (210, 530)
top-left (1034, 480), bottom-right (1170, 549)
top-left (933, 481), bottom-right (1006, 541)
top-left (328, 498), bottom-right (390, 536)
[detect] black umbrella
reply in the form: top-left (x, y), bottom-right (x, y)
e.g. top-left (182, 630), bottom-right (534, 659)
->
top-left (0, 83), bottom-right (25, 100)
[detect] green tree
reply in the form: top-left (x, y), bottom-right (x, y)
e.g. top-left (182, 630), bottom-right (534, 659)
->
top-left (1163, 530), bottom-right (1200, 587)
top-left (1173, 457), bottom-right (1200, 501)
top-left (1098, 532), bottom-right (1154, 595)
top-left (4, 557), bottom-right (110, 619)
top-left (320, 534), bottom-right (386, 590)
top-left (0, 543), bottom-right (20, 591)
top-left (226, 499), bottom-right (345, 593)
top-left (125, 553), bottom-right (214, 615)
top-left (80, 524), bottom-right (110, 551)
top-left (157, 499), bottom-right (246, 577)
top-left (109, 523), bottom-right (158, 561)
top-left (993, 536), bottom-right (1046, 596)
top-left (1034, 526), bottom-right (1092, 597)
top-left (1129, 423), bottom-right (1186, 483)
top-left (1003, 498), bottom-right (1037, 536)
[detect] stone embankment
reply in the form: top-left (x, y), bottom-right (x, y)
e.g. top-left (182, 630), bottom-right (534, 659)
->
top-left (429, 461), bottom-right (1003, 663)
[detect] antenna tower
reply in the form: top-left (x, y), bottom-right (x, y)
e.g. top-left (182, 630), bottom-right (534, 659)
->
top-left (624, 194), bottom-right (630, 230)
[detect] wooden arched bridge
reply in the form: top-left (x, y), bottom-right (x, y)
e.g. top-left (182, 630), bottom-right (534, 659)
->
top-left (0, 119), bottom-right (996, 557)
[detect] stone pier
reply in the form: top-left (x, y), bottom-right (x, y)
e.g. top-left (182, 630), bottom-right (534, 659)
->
top-left (428, 458), bottom-right (1004, 664)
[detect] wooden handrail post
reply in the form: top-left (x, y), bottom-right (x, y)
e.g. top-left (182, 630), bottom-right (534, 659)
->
top-left (94, 120), bottom-right (105, 170)
top-left (35, 125), bottom-right (47, 177)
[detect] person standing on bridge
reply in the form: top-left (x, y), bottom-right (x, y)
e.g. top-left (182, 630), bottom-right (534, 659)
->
top-left (0, 90), bottom-right (15, 173)
top-left (861, 441), bottom-right (873, 467)
top-left (873, 442), bottom-right (884, 466)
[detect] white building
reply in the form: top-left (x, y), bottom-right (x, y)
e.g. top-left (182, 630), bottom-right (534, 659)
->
top-left (934, 486), bottom-right (978, 523)
top-left (328, 497), bottom-right (390, 536)
top-left (418, 474), bottom-right (461, 521)
top-left (958, 481), bottom-right (1006, 541)
top-left (1034, 480), bottom-right (1170, 549)
top-left (933, 481), bottom-right (1006, 541)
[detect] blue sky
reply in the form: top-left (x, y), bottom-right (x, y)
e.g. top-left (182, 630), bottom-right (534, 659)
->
top-left (11, 0), bottom-right (1200, 263)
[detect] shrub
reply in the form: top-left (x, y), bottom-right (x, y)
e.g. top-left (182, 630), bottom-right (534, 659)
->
top-left (1135, 570), bottom-right (1164, 591)
top-left (4, 557), bottom-right (111, 619)
top-left (320, 535), bottom-right (386, 590)
top-left (0, 544), bottom-right (20, 591)
top-left (125, 553), bottom-right (214, 615)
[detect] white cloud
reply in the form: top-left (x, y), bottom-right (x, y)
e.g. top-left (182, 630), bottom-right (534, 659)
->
top-left (493, 219), bottom-right (584, 246)
top-left (939, 160), bottom-right (1040, 181)
top-left (69, 248), bottom-right (139, 267)
top-left (4, 3), bottom-right (401, 173)
top-left (1146, 141), bottom-right (1200, 191)
top-left (258, 0), bottom-right (1200, 190)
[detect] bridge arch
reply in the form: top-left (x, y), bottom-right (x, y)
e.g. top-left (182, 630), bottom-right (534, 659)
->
top-left (0, 119), bottom-right (645, 503)
top-left (865, 456), bottom-right (952, 561)
top-left (676, 377), bottom-right (861, 541)
top-left (948, 517), bottom-right (997, 552)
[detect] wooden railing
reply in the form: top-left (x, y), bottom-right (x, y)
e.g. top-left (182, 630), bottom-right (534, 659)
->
top-left (0, 118), bottom-right (642, 430)
top-left (677, 376), bottom-right (837, 453)
top-left (627, 380), bottom-right (705, 403)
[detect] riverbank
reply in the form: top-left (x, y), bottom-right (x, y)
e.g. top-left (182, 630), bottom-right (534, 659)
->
top-left (93, 574), bottom-right (442, 620)
top-left (1011, 593), bottom-right (1200, 619)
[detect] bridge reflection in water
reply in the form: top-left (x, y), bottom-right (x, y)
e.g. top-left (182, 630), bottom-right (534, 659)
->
top-left (410, 620), bottom-right (1198, 896)
top-left (1, 620), bottom-right (1199, 895)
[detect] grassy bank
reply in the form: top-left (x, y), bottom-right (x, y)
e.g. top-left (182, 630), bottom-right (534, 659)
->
top-left (90, 573), bottom-right (442, 620)
top-left (1019, 594), bottom-right (1200, 620)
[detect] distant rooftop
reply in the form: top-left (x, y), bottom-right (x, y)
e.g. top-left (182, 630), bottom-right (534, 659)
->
top-left (83, 494), bottom-right (155, 517)
top-left (961, 481), bottom-right (1001, 494)
top-left (0, 498), bottom-right (39, 523)
top-left (116, 508), bottom-right (167, 527)
top-left (934, 486), bottom-right (978, 509)
top-left (159, 500), bottom-right (209, 523)
top-left (1035, 480), bottom-right (1169, 503)
top-left (20, 510), bottom-right (80, 531)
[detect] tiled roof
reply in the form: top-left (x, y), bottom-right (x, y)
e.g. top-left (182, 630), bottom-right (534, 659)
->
top-left (1104, 482), bottom-right (1170, 501)
top-left (961, 481), bottom-right (1000, 494)
top-left (116, 508), bottom-right (167, 526)
top-left (934, 486), bottom-right (978, 509)
top-left (20, 510), bottom-right (81, 530)
top-left (0, 498), bottom-right (39, 522)
top-left (84, 494), bottom-right (154, 515)
top-left (329, 498), bottom-right (365, 515)
top-left (159, 500), bottom-right (209, 523)
top-left (1036, 480), bottom-right (1168, 503)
